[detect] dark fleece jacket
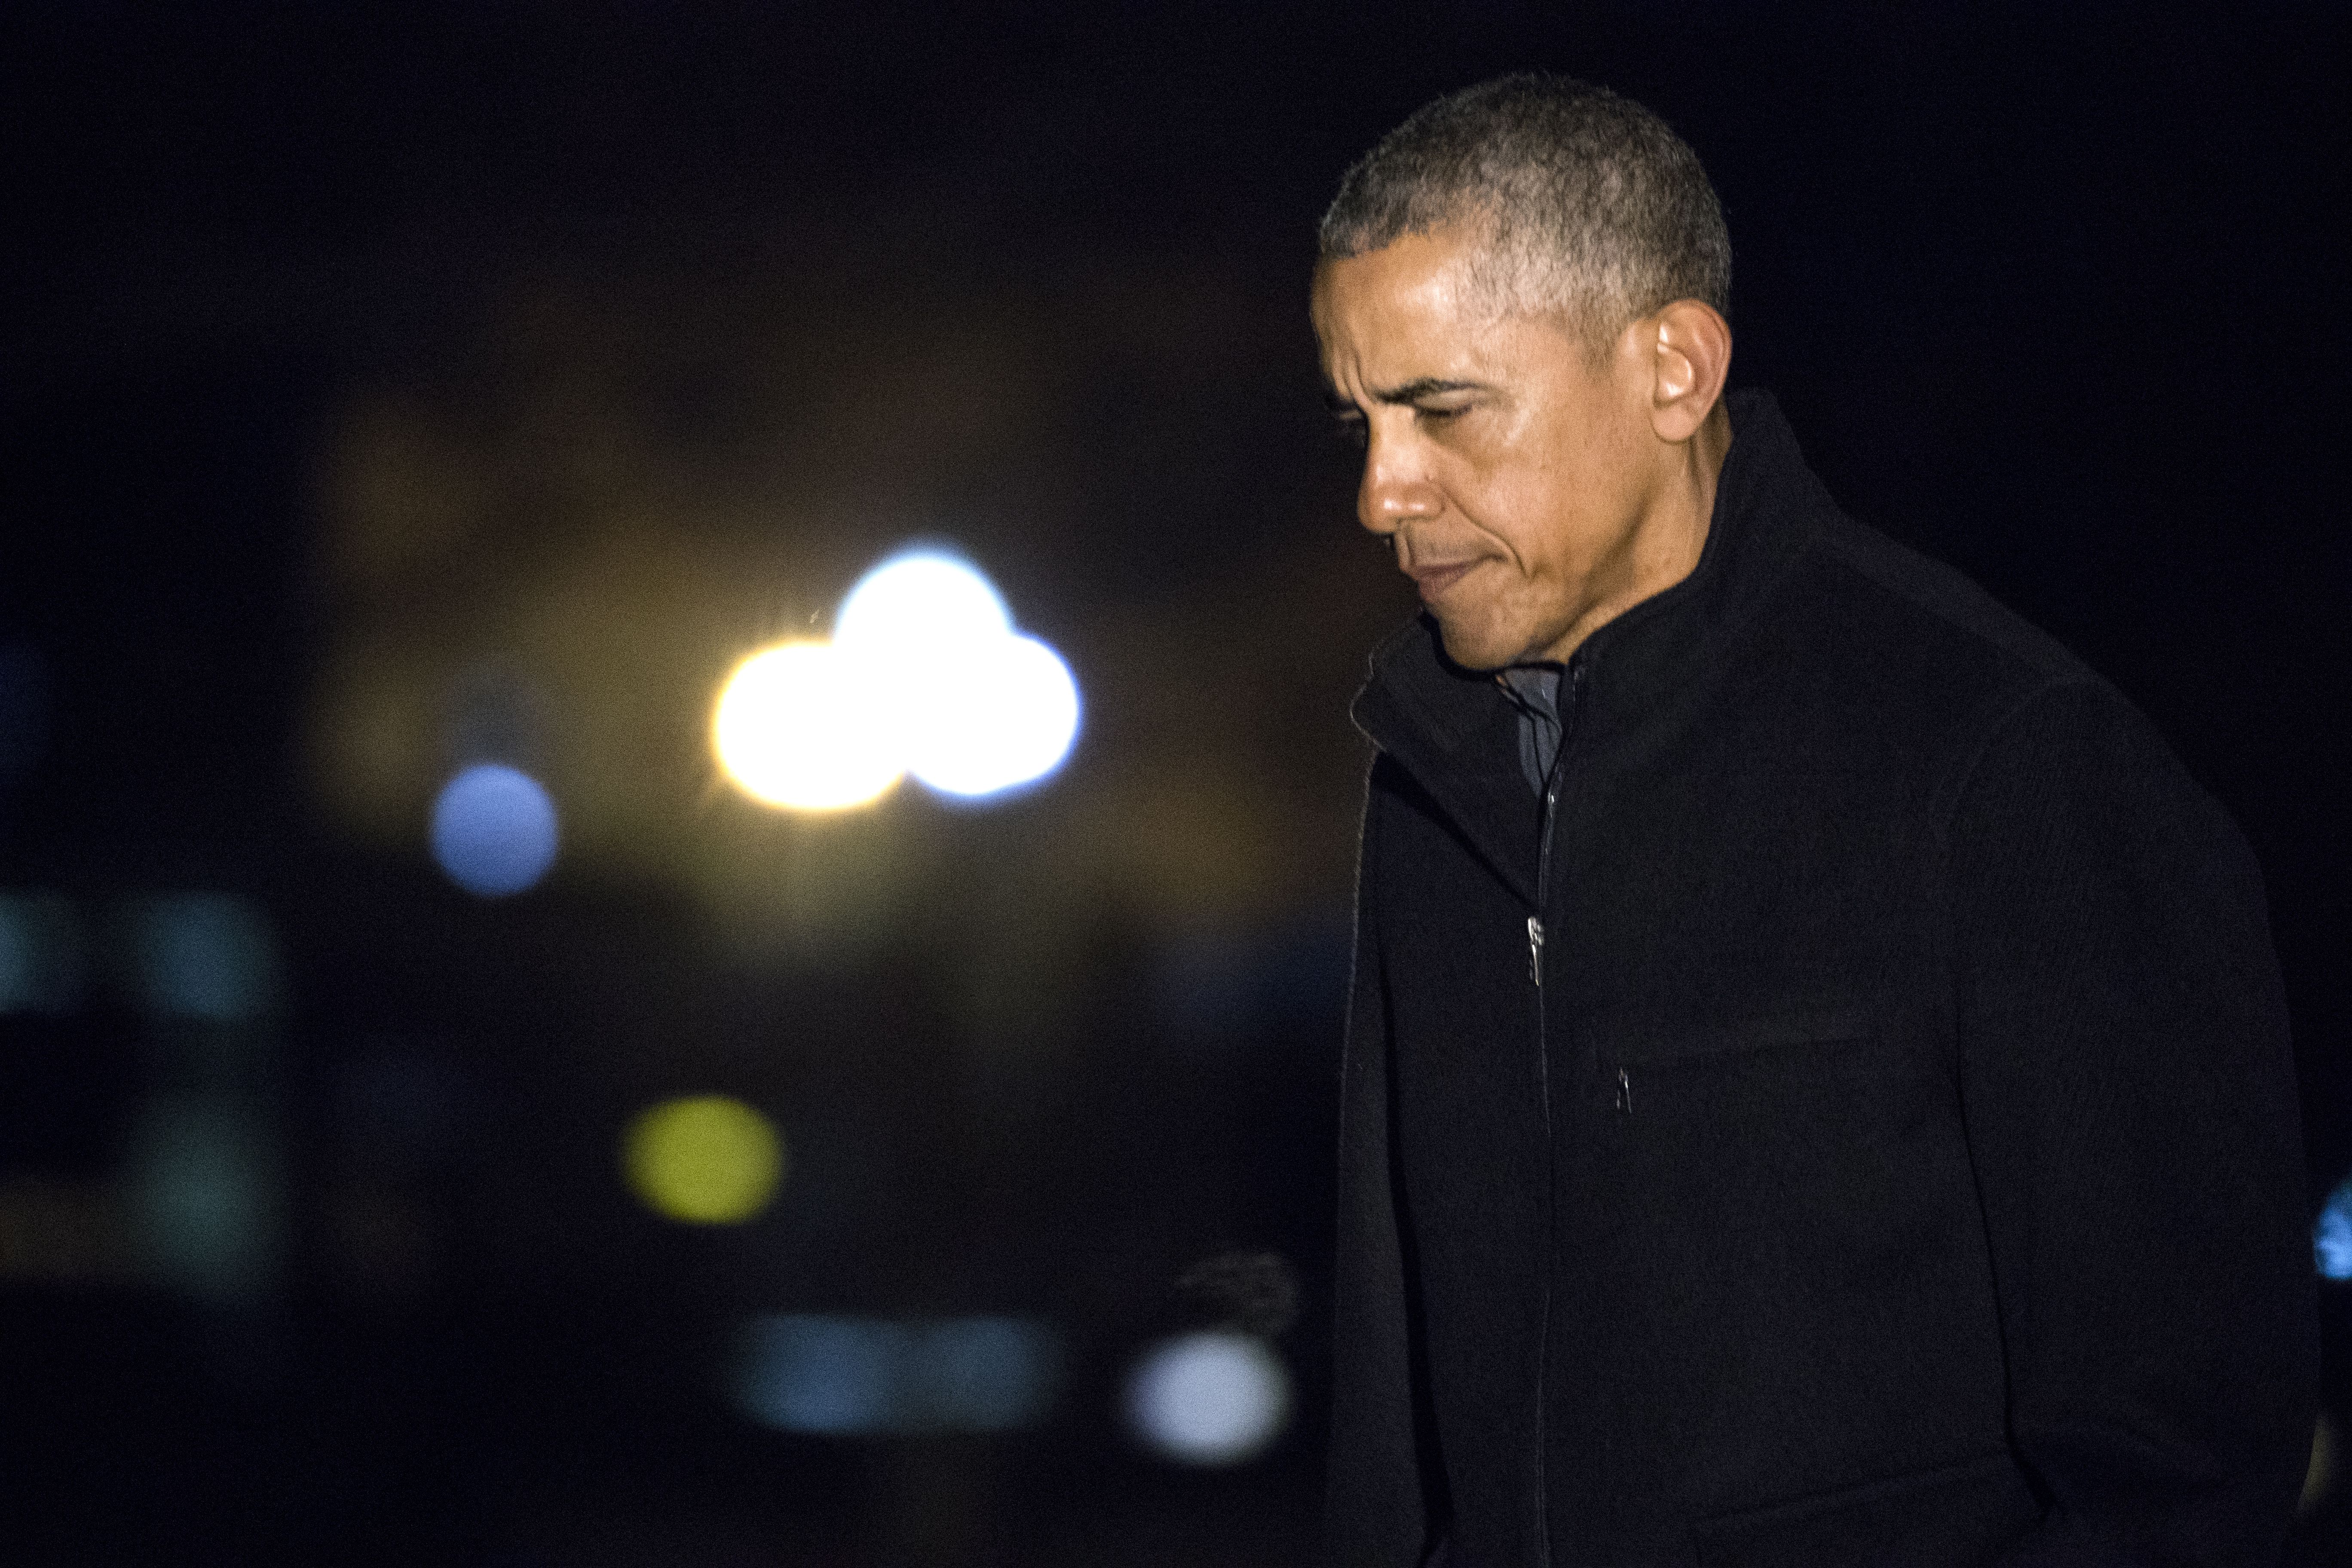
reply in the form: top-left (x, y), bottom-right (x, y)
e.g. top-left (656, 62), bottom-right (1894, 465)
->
top-left (1329, 389), bottom-right (2317, 1568)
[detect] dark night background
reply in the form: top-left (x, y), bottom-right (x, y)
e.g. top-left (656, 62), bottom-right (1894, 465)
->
top-left (2, 3), bottom-right (2347, 1564)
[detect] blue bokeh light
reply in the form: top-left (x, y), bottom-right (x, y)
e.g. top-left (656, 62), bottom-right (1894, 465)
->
top-left (2317, 1175), bottom-right (2352, 1281)
top-left (732, 1314), bottom-right (1062, 1435)
top-left (431, 763), bottom-right (559, 898)
top-left (916, 1317), bottom-right (1062, 1431)
top-left (735, 1316), bottom-right (904, 1434)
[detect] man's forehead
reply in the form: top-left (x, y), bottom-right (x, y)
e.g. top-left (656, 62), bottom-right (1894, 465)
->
top-left (1318, 228), bottom-right (1483, 318)
top-left (1315, 236), bottom-right (1506, 389)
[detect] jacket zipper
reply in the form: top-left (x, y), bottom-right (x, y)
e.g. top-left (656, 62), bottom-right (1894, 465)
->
top-left (1528, 655), bottom-right (1583, 1568)
top-left (1529, 659), bottom-right (1581, 989)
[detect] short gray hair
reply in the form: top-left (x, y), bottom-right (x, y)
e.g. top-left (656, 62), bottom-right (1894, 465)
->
top-left (1320, 75), bottom-right (1731, 352)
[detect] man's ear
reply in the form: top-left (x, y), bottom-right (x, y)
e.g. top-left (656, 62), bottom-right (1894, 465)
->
top-left (1645, 299), bottom-right (1732, 444)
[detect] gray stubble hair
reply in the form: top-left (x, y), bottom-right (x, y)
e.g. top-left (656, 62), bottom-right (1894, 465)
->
top-left (1320, 74), bottom-right (1732, 356)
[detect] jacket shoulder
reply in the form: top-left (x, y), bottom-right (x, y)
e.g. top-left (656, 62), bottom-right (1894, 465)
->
top-left (1721, 511), bottom-right (2187, 824)
top-left (1804, 513), bottom-right (2089, 690)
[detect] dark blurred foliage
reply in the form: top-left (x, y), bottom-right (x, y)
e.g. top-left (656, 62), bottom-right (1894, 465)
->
top-left (3, 2), bottom-right (2349, 1564)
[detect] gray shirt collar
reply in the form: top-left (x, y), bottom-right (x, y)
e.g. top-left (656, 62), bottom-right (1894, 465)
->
top-left (1496, 664), bottom-right (1565, 796)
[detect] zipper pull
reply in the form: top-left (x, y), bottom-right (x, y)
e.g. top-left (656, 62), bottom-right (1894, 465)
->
top-left (1526, 915), bottom-right (1544, 986)
top-left (1615, 1068), bottom-right (1632, 1115)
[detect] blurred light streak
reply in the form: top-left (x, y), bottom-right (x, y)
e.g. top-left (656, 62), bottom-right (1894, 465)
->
top-left (2305, 1411), bottom-right (2337, 1514)
top-left (713, 643), bottom-right (903, 811)
top-left (732, 1314), bottom-right (1062, 1435)
top-left (431, 763), bottom-right (560, 896)
top-left (623, 1095), bottom-right (786, 1225)
top-left (125, 892), bottom-right (282, 1021)
top-left (0, 891), bottom-right (85, 1014)
top-left (2316, 1173), bottom-right (2352, 1280)
top-left (1124, 1330), bottom-right (1291, 1465)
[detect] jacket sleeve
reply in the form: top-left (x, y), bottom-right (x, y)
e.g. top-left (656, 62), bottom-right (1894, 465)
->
top-left (1946, 679), bottom-right (2318, 1565)
top-left (1327, 761), bottom-right (1449, 1568)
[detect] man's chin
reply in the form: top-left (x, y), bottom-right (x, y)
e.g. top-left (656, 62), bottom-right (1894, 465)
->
top-left (1430, 615), bottom-right (1519, 674)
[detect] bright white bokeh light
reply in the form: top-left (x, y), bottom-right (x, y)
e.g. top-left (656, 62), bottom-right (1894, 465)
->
top-left (431, 763), bottom-right (559, 897)
top-left (714, 642), bottom-right (903, 811)
top-left (908, 633), bottom-right (1081, 798)
top-left (1124, 1330), bottom-right (1292, 1466)
top-left (713, 549), bottom-right (1082, 812)
top-left (835, 551), bottom-right (1011, 669)
top-left (2318, 1176), bottom-right (2352, 1280)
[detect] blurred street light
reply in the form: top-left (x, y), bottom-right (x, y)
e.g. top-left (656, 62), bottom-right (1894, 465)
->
top-left (713, 547), bottom-right (1080, 813)
top-left (904, 632), bottom-right (1079, 799)
top-left (834, 550), bottom-right (1013, 663)
top-left (714, 642), bottom-right (903, 811)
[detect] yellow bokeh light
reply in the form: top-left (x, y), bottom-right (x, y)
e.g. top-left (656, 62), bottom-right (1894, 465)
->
top-left (713, 642), bottom-right (903, 811)
top-left (623, 1095), bottom-right (787, 1225)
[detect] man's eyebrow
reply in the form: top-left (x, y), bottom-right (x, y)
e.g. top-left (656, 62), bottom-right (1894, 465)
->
top-left (1322, 377), bottom-right (1489, 413)
top-left (1366, 377), bottom-right (1487, 406)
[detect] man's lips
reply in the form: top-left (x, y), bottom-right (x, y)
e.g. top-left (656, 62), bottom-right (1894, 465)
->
top-left (1403, 557), bottom-right (1480, 601)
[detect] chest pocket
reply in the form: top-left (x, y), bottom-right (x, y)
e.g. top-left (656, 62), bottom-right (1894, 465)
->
top-left (1600, 1005), bottom-right (1872, 1068)
top-left (1591, 1002), bottom-right (1883, 1125)
top-left (1588, 1000), bottom-right (1947, 1274)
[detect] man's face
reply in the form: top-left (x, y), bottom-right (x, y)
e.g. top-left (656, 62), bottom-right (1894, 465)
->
top-left (1312, 224), bottom-right (1663, 670)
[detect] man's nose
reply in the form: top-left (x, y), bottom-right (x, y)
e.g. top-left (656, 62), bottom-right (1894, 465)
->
top-left (1357, 431), bottom-right (1442, 539)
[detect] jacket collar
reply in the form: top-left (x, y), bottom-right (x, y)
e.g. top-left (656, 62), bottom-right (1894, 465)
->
top-left (1349, 388), bottom-right (1831, 897)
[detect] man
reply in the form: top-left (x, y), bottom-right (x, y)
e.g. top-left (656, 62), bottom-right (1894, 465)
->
top-left (1317, 76), bottom-right (2316, 1567)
